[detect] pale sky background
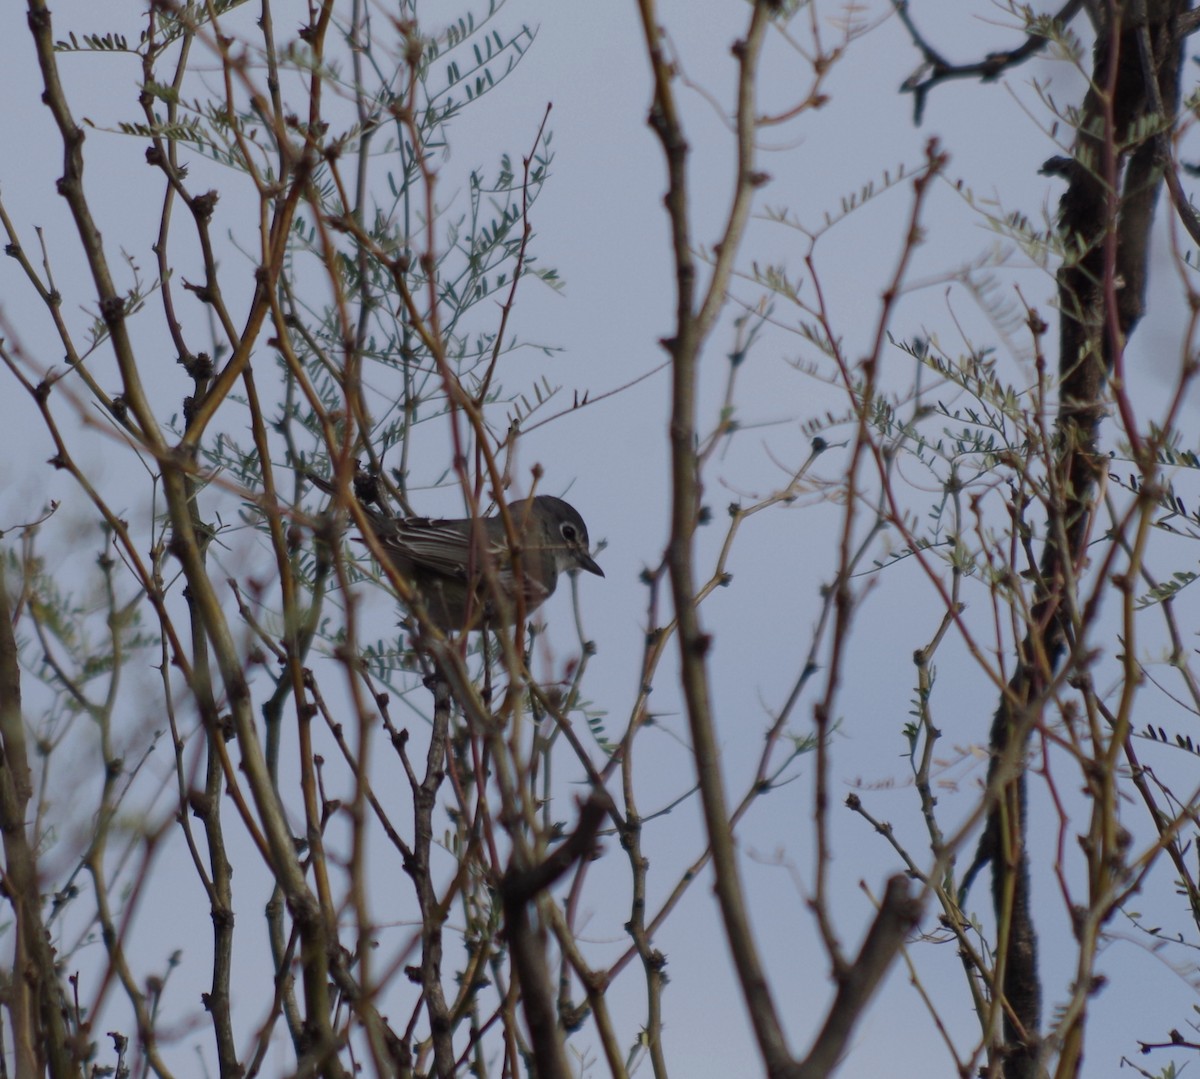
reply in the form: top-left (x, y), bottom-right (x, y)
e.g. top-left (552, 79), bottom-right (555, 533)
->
top-left (2, 1), bottom-right (1200, 1076)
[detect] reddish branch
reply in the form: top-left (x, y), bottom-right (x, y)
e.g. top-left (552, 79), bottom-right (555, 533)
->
top-left (952, 4), bottom-right (1190, 1077)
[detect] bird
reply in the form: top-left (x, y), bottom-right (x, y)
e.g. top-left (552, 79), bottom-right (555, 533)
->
top-left (358, 494), bottom-right (604, 631)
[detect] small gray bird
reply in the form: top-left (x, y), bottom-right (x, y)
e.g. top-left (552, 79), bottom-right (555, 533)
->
top-left (362, 495), bottom-right (603, 630)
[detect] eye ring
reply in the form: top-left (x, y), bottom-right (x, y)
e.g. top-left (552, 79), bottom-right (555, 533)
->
top-left (561, 523), bottom-right (578, 543)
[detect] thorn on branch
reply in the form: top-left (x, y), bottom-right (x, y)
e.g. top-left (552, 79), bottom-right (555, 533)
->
top-left (192, 190), bottom-right (218, 221)
top-left (181, 278), bottom-right (214, 304)
top-left (99, 295), bottom-right (125, 326)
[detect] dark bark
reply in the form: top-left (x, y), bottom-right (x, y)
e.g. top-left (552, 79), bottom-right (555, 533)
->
top-left (962, 4), bottom-right (1187, 1076)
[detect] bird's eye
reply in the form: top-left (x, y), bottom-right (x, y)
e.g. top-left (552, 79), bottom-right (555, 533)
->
top-left (561, 523), bottom-right (578, 543)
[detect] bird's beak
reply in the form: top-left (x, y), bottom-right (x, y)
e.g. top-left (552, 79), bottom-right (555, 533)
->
top-left (574, 550), bottom-right (604, 577)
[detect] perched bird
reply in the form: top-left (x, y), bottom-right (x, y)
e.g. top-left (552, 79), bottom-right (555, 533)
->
top-left (360, 494), bottom-right (604, 630)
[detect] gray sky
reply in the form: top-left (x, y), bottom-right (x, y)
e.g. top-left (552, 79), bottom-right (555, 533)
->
top-left (2, 1), bottom-right (1199, 1075)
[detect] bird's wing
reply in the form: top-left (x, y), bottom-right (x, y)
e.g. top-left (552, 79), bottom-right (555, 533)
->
top-left (373, 513), bottom-right (551, 595)
top-left (382, 517), bottom-right (527, 581)
top-left (377, 521), bottom-right (472, 579)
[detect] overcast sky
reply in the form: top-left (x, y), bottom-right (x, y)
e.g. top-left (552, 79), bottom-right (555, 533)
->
top-left (2, 1), bottom-right (1199, 1075)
